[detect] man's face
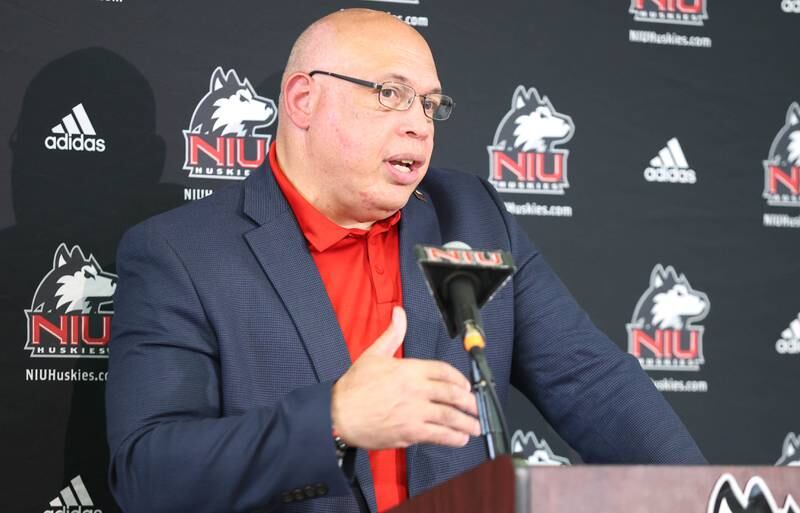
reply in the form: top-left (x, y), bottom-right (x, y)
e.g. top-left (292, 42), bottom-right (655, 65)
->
top-left (306, 26), bottom-right (440, 226)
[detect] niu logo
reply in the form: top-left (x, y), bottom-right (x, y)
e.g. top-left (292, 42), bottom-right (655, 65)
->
top-left (629, 0), bottom-right (709, 26)
top-left (763, 102), bottom-right (800, 207)
top-left (183, 67), bottom-right (277, 180)
top-left (626, 264), bottom-right (709, 371)
top-left (25, 244), bottom-right (115, 358)
top-left (487, 86), bottom-right (574, 195)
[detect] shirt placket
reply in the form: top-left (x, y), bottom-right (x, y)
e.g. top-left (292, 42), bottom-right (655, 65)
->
top-left (367, 230), bottom-right (393, 304)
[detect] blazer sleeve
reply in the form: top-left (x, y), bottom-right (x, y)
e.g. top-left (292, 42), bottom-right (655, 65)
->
top-left (477, 178), bottom-right (707, 464)
top-left (105, 221), bottom-right (352, 513)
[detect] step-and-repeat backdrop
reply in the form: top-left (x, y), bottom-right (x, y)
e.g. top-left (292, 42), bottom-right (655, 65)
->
top-left (1, 1), bottom-right (798, 511)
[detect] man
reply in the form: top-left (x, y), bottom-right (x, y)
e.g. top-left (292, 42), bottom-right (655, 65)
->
top-left (106, 8), bottom-right (705, 513)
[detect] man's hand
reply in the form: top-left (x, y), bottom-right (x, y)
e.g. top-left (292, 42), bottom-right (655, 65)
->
top-left (331, 306), bottom-right (481, 450)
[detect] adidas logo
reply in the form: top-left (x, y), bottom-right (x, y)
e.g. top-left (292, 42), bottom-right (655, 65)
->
top-left (44, 103), bottom-right (106, 152)
top-left (776, 312), bottom-right (800, 354)
top-left (643, 137), bottom-right (696, 184)
top-left (44, 475), bottom-right (102, 513)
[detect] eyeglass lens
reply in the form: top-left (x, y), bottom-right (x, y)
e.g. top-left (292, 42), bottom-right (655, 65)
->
top-left (378, 82), bottom-right (453, 121)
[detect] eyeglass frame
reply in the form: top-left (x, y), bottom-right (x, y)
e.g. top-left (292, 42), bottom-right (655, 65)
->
top-left (308, 70), bottom-right (455, 121)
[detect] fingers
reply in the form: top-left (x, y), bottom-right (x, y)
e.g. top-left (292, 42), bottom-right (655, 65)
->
top-left (365, 306), bottom-right (407, 357)
top-left (423, 402), bottom-right (482, 438)
top-left (409, 423), bottom-right (472, 448)
top-left (413, 359), bottom-right (472, 392)
top-left (403, 403), bottom-right (481, 447)
top-left (426, 380), bottom-right (479, 417)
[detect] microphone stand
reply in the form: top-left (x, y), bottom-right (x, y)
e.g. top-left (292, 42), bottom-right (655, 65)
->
top-left (463, 320), bottom-right (510, 459)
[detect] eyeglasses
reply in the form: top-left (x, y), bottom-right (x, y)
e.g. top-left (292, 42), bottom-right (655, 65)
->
top-left (308, 70), bottom-right (455, 121)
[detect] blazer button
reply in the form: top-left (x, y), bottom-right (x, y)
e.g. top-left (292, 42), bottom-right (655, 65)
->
top-left (293, 488), bottom-right (306, 501)
top-left (315, 483), bottom-right (328, 496)
top-left (304, 485), bottom-right (316, 498)
top-left (281, 492), bottom-right (293, 503)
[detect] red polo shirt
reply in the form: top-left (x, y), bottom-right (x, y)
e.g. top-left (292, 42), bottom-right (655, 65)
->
top-left (269, 144), bottom-right (408, 512)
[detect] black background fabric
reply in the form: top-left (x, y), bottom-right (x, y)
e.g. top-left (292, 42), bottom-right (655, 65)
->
top-left (1, 1), bottom-right (798, 511)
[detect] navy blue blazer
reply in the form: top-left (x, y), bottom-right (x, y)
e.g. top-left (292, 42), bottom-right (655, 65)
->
top-left (106, 162), bottom-right (705, 513)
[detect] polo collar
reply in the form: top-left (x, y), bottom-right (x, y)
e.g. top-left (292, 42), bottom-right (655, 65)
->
top-left (268, 142), bottom-right (401, 252)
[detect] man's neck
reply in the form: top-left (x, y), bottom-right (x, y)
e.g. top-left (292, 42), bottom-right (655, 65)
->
top-left (274, 139), bottom-right (377, 230)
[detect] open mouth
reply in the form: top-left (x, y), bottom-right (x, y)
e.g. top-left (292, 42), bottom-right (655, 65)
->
top-left (388, 159), bottom-right (416, 173)
top-left (385, 154), bottom-right (426, 185)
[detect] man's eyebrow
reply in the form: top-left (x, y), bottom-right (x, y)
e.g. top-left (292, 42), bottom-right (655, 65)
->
top-left (381, 73), bottom-right (442, 94)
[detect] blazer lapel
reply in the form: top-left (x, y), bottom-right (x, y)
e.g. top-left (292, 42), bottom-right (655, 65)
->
top-left (399, 190), bottom-right (443, 369)
top-left (242, 163), bottom-right (383, 511)
top-left (241, 166), bottom-right (352, 386)
top-left (398, 188), bottom-right (449, 498)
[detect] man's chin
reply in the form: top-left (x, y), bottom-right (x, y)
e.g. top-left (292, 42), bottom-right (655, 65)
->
top-left (360, 201), bottom-right (409, 224)
top-left (384, 191), bottom-right (417, 213)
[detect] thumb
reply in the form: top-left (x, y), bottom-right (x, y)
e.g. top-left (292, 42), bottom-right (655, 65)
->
top-left (366, 306), bottom-right (407, 357)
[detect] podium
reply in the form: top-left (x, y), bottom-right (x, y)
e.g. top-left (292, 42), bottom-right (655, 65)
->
top-left (388, 456), bottom-right (800, 513)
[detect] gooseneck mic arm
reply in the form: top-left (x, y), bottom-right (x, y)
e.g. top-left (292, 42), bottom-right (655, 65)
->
top-left (448, 276), bottom-right (510, 459)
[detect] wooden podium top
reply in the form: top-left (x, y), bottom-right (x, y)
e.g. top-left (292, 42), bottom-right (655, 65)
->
top-left (389, 456), bottom-right (800, 513)
top-left (519, 463), bottom-right (799, 513)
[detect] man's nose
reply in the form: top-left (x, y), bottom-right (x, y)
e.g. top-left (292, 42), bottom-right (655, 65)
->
top-left (399, 99), bottom-right (433, 139)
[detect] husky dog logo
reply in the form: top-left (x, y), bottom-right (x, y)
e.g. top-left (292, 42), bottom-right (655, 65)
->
top-left (629, 0), bottom-right (709, 27)
top-left (775, 312), bottom-right (800, 355)
top-left (763, 102), bottom-right (800, 207)
top-left (24, 243), bottom-right (116, 358)
top-left (783, 0), bottom-right (800, 14)
top-left (511, 429), bottom-right (570, 466)
top-left (627, 264), bottom-right (709, 371)
top-left (707, 474), bottom-right (798, 513)
top-left (183, 67), bottom-right (277, 181)
top-left (487, 86), bottom-right (574, 195)
top-left (776, 433), bottom-right (800, 466)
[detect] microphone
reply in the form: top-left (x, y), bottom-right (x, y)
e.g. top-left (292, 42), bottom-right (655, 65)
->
top-left (415, 242), bottom-right (515, 340)
top-left (415, 241), bottom-right (516, 459)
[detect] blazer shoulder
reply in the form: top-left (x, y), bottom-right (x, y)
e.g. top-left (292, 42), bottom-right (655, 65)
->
top-left (124, 181), bottom-right (248, 243)
top-left (422, 167), bottom-right (490, 195)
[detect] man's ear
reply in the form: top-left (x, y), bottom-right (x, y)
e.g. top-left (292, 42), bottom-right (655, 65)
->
top-left (282, 72), bottom-right (314, 129)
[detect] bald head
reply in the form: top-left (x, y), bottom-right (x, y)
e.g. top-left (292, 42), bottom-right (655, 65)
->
top-left (275, 8), bottom-right (441, 229)
top-left (282, 9), bottom-right (433, 87)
